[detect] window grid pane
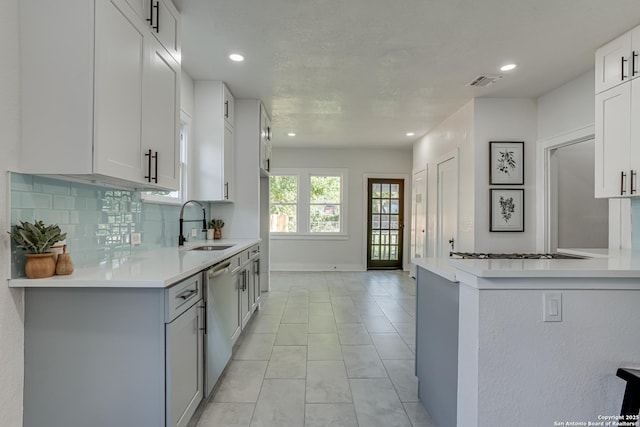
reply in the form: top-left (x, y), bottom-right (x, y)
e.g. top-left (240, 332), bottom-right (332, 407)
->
top-left (309, 175), bottom-right (342, 233)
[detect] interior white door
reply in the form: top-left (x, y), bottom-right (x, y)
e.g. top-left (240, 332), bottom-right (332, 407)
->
top-left (436, 153), bottom-right (458, 257)
top-left (411, 169), bottom-right (427, 259)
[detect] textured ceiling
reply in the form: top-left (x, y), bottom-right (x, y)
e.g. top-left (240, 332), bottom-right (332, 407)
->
top-left (176, 0), bottom-right (640, 148)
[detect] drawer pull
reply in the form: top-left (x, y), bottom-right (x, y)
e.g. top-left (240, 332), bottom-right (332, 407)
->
top-left (177, 289), bottom-right (197, 300)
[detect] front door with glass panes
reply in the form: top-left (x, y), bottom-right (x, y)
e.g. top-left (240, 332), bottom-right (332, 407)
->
top-left (367, 179), bottom-right (404, 269)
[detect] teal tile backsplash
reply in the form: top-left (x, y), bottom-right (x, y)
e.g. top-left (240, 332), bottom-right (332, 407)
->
top-left (10, 173), bottom-right (209, 278)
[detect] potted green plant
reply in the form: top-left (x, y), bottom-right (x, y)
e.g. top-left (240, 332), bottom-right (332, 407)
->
top-left (208, 219), bottom-right (225, 240)
top-left (9, 220), bottom-right (67, 279)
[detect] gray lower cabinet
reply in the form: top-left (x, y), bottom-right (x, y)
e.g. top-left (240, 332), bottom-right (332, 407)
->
top-left (415, 267), bottom-right (459, 427)
top-left (23, 273), bottom-right (204, 427)
top-left (166, 276), bottom-right (204, 427)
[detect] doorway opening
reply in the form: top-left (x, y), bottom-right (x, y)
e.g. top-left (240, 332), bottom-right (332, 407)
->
top-left (549, 139), bottom-right (608, 250)
top-left (367, 178), bottom-right (404, 270)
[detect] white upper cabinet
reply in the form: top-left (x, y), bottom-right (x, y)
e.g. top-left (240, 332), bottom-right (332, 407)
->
top-left (142, 38), bottom-right (181, 188)
top-left (223, 84), bottom-right (235, 128)
top-left (20, 0), bottom-right (181, 191)
top-left (595, 27), bottom-right (640, 94)
top-left (595, 23), bottom-right (640, 198)
top-left (595, 84), bottom-right (631, 197)
top-left (125, 0), bottom-right (181, 62)
top-left (260, 104), bottom-right (273, 176)
top-left (193, 81), bottom-right (235, 201)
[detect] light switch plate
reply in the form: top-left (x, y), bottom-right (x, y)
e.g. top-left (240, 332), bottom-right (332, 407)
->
top-left (191, 228), bottom-right (198, 237)
top-left (543, 292), bottom-right (562, 322)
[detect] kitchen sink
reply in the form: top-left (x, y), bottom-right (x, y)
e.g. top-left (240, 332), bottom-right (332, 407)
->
top-left (190, 245), bottom-right (234, 251)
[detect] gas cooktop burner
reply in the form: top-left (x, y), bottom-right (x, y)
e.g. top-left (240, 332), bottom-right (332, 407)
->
top-left (449, 252), bottom-right (586, 260)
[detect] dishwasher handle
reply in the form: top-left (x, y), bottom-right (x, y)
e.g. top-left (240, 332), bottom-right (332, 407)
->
top-left (208, 261), bottom-right (231, 279)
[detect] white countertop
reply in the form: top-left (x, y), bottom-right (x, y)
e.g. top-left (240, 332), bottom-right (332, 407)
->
top-left (8, 238), bottom-right (260, 288)
top-left (412, 257), bottom-right (458, 282)
top-left (415, 249), bottom-right (640, 281)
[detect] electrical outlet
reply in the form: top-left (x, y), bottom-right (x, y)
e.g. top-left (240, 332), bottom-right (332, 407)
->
top-left (131, 232), bottom-right (141, 245)
top-left (191, 228), bottom-right (198, 237)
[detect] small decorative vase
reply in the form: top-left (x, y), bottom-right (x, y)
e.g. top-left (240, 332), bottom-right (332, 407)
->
top-left (214, 229), bottom-right (222, 240)
top-left (24, 253), bottom-right (56, 279)
top-left (206, 229), bottom-right (215, 240)
top-left (55, 245), bottom-right (74, 276)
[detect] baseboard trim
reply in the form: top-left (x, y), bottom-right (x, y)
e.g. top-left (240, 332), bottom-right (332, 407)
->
top-left (270, 263), bottom-right (366, 272)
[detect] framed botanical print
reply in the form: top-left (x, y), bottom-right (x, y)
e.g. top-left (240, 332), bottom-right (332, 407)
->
top-left (490, 189), bottom-right (524, 232)
top-left (490, 141), bottom-right (524, 185)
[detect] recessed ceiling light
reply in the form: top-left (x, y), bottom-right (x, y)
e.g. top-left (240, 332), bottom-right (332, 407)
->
top-left (406, 132), bottom-right (415, 137)
top-left (288, 133), bottom-right (296, 137)
top-left (229, 53), bottom-right (244, 62)
top-left (500, 63), bottom-right (517, 71)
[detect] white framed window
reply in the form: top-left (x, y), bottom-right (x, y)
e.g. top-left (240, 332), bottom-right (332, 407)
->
top-left (270, 168), bottom-right (347, 239)
top-left (141, 111), bottom-right (190, 205)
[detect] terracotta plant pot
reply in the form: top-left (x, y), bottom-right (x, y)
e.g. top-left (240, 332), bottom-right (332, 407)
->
top-left (25, 253), bottom-right (56, 279)
top-left (214, 229), bottom-right (222, 240)
top-left (55, 245), bottom-right (74, 276)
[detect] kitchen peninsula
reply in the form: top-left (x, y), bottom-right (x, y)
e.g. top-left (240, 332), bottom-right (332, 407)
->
top-left (414, 251), bottom-right (640, 427)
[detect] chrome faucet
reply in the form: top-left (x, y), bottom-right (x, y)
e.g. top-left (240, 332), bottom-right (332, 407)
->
top-left (179, 200), bottom-right (207, 246)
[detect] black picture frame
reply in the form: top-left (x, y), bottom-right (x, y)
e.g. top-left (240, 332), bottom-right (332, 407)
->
top-left (489, 141), bottom-right (524, 185)
top-left (490, 189), bottom-right (524, 232)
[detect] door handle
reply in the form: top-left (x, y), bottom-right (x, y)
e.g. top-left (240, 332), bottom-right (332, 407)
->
top-left (448, 238), bottom-right (455, 250)
top-left (631, 170), bottom-right (637, 195)
top-left (622, 56), bottom-right (628, 81)
top-left (621, 171), bottom-right (627, 195)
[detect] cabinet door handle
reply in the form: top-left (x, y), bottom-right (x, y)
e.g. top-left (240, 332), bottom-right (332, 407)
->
top-left (153, 151), bottom-right (158, 183)
top-left (634, 52), bottom-right (639, 77)
top-left (621, 171), bottom-right (627, 195)
top-left (200, 304), bottom-right (207, 334)
top-left (225, 100), bottom-right (229, 118)
top-left (145, 149), bottom-right (153, 182)
top-left (153, 1), bottom-right (159, 33)
top-left (146, 0), bottom-right (154, 25)
top-left (254, 259), bottom-right (260, 275)
top-left (622, 56), bottom-right (628, 81)
top-left (224, 182), bottom-right (229, 199)
top-left (266, 158), bottom-right (270, 172)
top-left (631, 170), bottom-right (637, 195)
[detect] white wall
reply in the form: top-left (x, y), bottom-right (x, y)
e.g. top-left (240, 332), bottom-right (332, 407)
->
top-left (270, 147), bottom-right (413, 271)
top-left (458, 284), bottom-right (636, 426)
top-left (180, 71), bottom-right (195, 119)
top-left (412, 100), bottom-right (475, 255)
top-left (474, 98), bottom-right (538, 252)
top-left (1, 0), bottom-right (24, 425)
top-left (537, 70), bottom-right (595, 141)
top-left (412, 98), bottom-right (538, 254)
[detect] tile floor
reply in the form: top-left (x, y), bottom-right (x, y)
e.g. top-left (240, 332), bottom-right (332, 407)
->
top-left (195, 271), bottom-right (436, 427)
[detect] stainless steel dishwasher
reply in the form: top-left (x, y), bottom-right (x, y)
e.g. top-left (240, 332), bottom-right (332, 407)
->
top-left (203, 260), bottom-right (233, 397)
